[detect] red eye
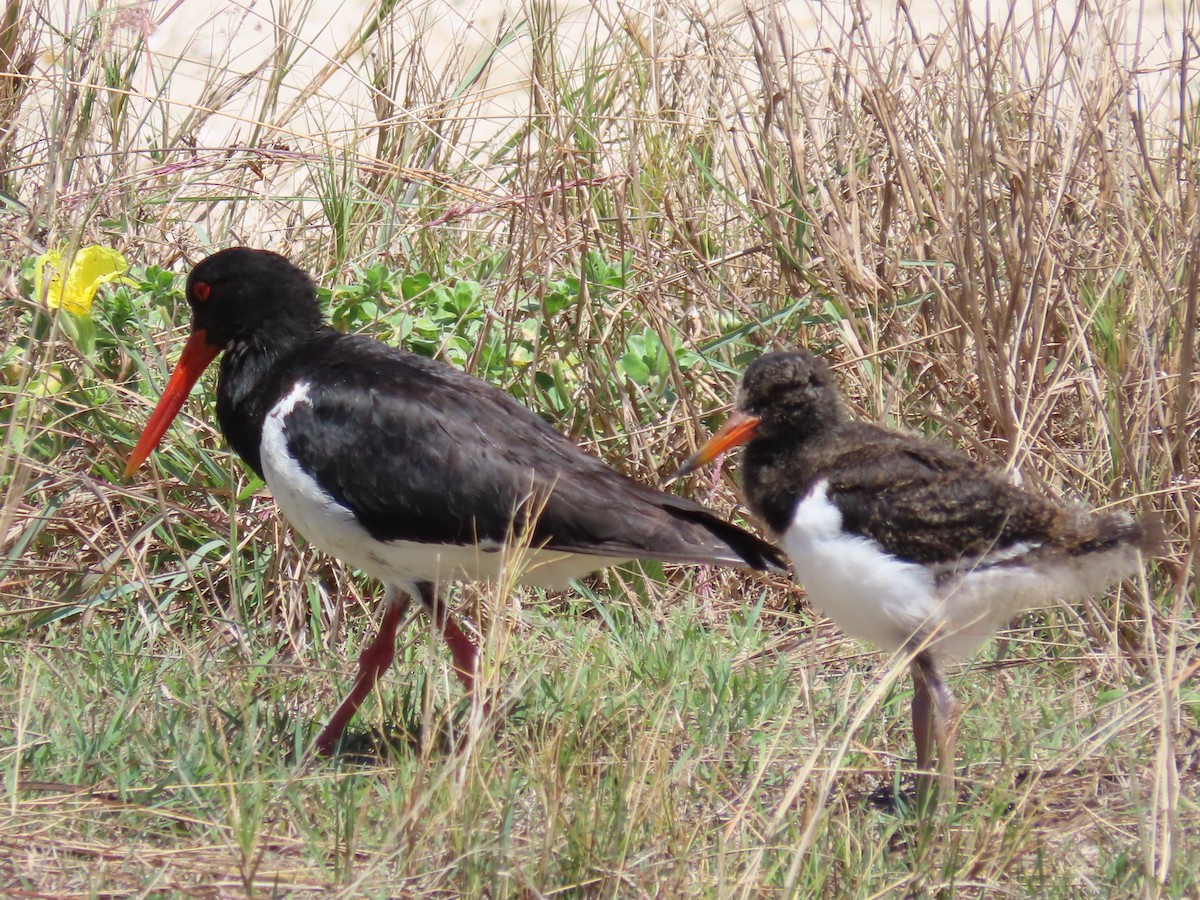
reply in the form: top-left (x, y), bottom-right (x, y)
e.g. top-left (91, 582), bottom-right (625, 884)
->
top-left (193, 282), bottom-right (211, 302)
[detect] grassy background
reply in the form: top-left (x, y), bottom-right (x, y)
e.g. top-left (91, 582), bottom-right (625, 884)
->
top-left (1, 0), bottom-right (1197, 895)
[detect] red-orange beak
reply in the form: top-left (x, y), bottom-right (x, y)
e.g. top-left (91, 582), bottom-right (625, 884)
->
top-left (670, 410), bottom-right (761, 481)
top-left (124, 329), bottom-right (220, 478)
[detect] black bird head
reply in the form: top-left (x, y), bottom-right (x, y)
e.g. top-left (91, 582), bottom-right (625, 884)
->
top-left (124, 248), bottom-right (326, 477)
top-left (185, 248), bottom-right (324, 349)
top-left (673, 350), bottom-right (847, 479)
top-left (736, 350), bottom-right (848, 437)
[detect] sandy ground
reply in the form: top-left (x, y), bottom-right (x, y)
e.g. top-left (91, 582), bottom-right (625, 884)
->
top-left (129, 0), bottom-right (1186, 151)
top-left (17, 0), bottom-right (1186, 253)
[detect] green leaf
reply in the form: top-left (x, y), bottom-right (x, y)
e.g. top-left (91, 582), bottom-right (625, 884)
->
top-left (620, 350), bottom-right (650, 384)
top-left (400, 273), bottom-right (432, 302)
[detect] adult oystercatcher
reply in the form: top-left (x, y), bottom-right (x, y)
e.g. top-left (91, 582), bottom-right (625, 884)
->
top-left (674, 349), bottom-right (1157, 801)
top-left (124, 247), bottom-right (787, 756)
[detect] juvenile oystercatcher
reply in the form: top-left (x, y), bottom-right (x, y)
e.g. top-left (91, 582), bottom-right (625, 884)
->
top-left (674, 349), bottom-right (1157, 801)
top-left (124, 248), bottom-right (787, 756)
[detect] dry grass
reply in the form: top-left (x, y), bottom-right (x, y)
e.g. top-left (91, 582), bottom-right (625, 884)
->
top-left (1, 0), bottom-right (1197, 895)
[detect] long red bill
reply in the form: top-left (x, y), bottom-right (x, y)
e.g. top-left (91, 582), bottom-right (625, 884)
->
top-left (670, 410), bottom-right (761, 482)
top-left (124, 329), bottom-right (220, 478)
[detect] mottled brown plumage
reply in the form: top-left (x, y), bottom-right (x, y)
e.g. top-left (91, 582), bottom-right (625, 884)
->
top-left (734, 351), bottom-right (1153, 568)
top-left (676, 348), bottom-right (1157, 807)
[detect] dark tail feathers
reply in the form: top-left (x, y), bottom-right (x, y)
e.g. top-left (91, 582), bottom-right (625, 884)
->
top-left (1085, 510), bottom-right (1162, 556)
top-left (677, 507), bottom-right (790, 573)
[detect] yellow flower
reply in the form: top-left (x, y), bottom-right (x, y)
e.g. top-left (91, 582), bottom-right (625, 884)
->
top-left (34, 245), bottom-right (132, 316)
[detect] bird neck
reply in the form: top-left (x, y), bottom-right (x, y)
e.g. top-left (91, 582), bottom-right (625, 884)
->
top-left (742, 427), bottom-right (833, 534)
top-left (215, 325), bottom-right (335, 476)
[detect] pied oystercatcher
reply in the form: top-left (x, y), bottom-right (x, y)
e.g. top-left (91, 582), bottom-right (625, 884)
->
top-left (124, 248), bottom-right (787, 756)
top-left (674, 349), bottom-right (1157, 800)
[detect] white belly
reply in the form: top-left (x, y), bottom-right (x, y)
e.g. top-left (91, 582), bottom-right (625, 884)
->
top-left (782, 481), bottom-right (947, 654)
top-left (778, 480), bottom-right (1135, 661)
top-left (258, 383), bottom-right (622, 590)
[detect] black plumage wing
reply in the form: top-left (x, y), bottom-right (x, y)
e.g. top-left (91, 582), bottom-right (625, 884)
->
top-left (274, 337), bottom-right (783, 570)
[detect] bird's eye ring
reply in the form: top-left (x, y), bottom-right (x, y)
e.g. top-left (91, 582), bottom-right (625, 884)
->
top-left (193, 282), bottom-right (211, 302)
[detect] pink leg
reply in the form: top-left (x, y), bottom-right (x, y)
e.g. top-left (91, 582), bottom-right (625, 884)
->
top-left (911, 656), bottom-right (937, 800)
top-left (910, 651), bottom-right (959, 811)
top-left (418, 582), bottom-right (480, 694)
top-left (418, 583), bottom-right (492, 746)
top-left (313, 586), bottom-right (411, 757)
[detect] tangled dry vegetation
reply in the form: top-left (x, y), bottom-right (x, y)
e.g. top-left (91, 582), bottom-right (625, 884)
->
top-left (0, 0), bottom-right (1196, 895)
